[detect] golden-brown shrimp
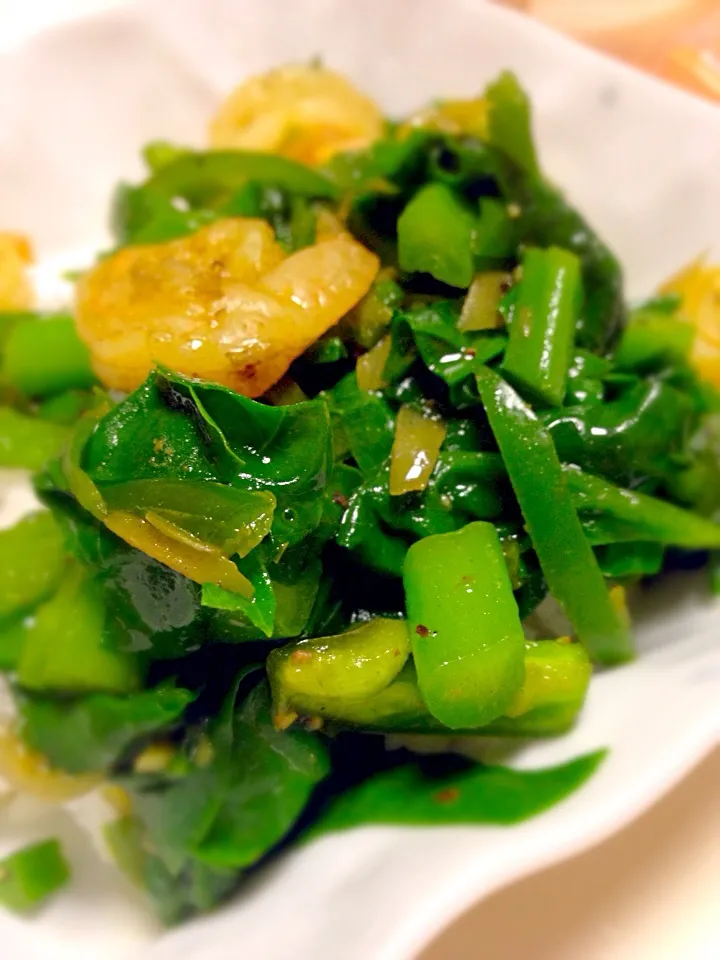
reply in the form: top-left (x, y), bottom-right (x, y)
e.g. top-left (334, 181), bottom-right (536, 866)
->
top-left (209, 65), bottom-right (384, 166)
top-left (0, 232), bottom-right (34, 310)
top-left (660, 259), bottom-right (720, 388)
top-left (76, 218), bottom-right (379, 397)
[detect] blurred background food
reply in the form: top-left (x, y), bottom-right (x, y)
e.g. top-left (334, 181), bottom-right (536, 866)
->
top-left (497, 0), bottom-right (720, 100)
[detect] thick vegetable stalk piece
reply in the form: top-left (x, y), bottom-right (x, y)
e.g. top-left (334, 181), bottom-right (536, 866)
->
top-left (514, 181), bottom-right (624, 353)
top-left (0, 511), bottom-right (66, 620)
top-left (397, 183), bottom-right (476, 288)
top-left (17, 565), bottom-right (140, 695)
top-left (476, 365), bottom-right (634, 665)
top-left (0, 407), bottom-right (69, 470)
top-left (269, 634), bottom-right (590, 737)
top-left (2, 314), bottom-right (96, 397)
top-left (504, 640), bottom-right (591, 717)
top-left (403, 522), bottom-right (526, 729)
top-left (268, 618), bottom-right (411, 727)
top-left (502, 246), bottom-right (581, 407)
top-left (0, 840), bottom-right (70, 914)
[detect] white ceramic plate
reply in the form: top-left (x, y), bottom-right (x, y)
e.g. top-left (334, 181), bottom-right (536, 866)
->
top-left (1, 2), bottom-right (720, 958)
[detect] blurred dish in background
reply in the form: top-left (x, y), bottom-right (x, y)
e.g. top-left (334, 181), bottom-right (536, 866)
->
top-left (499, 0), bottom-right (720, 100)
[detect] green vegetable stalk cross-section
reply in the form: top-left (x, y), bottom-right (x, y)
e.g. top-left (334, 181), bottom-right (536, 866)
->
top-left (502, 246), bottom-right (581, 407)
top-left (403, 521), bottom-right (527, 729)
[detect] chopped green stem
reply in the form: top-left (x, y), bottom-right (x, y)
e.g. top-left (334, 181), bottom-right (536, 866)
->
top-left (476, 366), bottom-right (634, 664)
top-left (502, 246), bottom-right (581, 407)
top-left (0, 511), bottom-right (66, 620)
top-left (566, 466), bottom-right (720, 547)
top-left (2, 315), bottom-right (96, 397)
top-left (0, 840), bottom-right (70, 913)
top-left (0, 407), bottom-right (69, 470)
top-left (403, 521), bottom-right (526, 729)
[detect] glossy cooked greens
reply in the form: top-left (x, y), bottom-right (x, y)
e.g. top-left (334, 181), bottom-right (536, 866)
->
top-left (2, 67), bottom-right (720, 925)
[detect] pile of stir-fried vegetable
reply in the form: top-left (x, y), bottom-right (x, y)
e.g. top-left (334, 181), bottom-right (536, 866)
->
top-left (1, 65), bottom-right (720, 922)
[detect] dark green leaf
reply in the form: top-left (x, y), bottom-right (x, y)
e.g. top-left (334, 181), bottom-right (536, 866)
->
top-left (83, 371), bottom-right (332, 548)
top-left (202, 550), bottom-right (275, 639)
top-left (545, 379), bottom-right (697, 485)
top-left (104, 816), bottom-right (237, 927)
top-left (195, 682), bottom-right (329, 868)
top-left (0, 840), bottom-right (70, 914)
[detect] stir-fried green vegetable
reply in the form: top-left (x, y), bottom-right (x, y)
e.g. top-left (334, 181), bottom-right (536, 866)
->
top-left (476, 366), bottom-right (634, 665)
top-left (1, 66), bottom-right (718, 927)
top-left (0, 840), bottom-right (70, 914)
top-left (2, 314), bottom-right (96, 398)
top-left (502, 246), bottom-right (581, 406)
top-left (404, 522), bottom-right (526, 728)
top-left (309, 749), bottom-right (604, 835)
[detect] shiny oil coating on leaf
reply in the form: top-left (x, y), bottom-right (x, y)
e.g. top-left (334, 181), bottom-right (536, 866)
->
top-left (82, 369), bottom-right (332, 549)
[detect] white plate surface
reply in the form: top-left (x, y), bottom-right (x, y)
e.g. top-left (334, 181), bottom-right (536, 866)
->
top-left (0, 2), bottom-right (719, 958)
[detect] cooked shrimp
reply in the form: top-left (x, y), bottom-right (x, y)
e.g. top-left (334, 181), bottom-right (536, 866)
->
top-left (209, 65), bottom-right (384, 165)
top-left (0, 232), bottom-right (34, 310)
top-left (75, 218), bottom-right (378, 396)
top-left (661, 259), bottom-right (720, 388)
